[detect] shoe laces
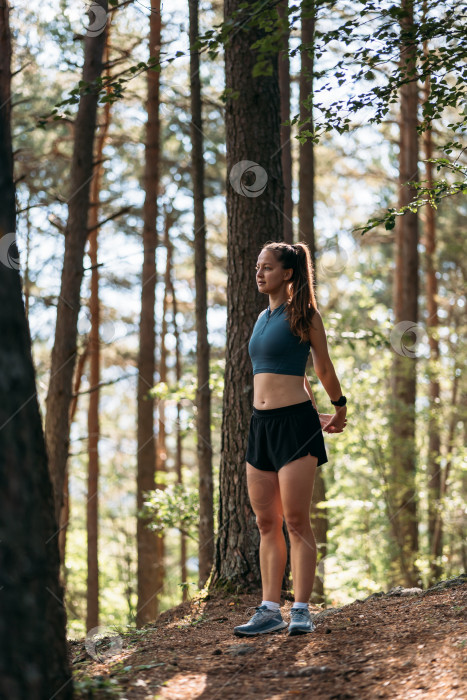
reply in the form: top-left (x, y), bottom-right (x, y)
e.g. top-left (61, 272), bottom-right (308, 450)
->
top-left (290, 607), bottom-right (309, 618)
top-left (245, 605), bottom-right (275, 623)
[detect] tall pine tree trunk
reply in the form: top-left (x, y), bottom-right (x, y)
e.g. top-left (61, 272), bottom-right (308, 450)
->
top-left (298, 0), bottom-right (315, 261)
top-left (86, 39), bottom-right (112, 628)
top-left (299, 0), bottom-right (327, 604)
top-left (212, 0), bottom-right (284, 589)
top-left (154, 214), bottom-right (174, 596)
top-left (86, 148), bottom-right (101, 633)
top-left (168, 247), bottom-right (188, 599)
top-left (0, 2), bottom-right (71, 694)
top-left (278, 0), bottom-right (293, 243)
top-left (422, 28), bottom-right (442, 585)
top-left (59, 343), bottom-right (89, 578)
top-left (389, 0), bottom-right (420, 587)
top-left (431, 369), bottom-right (459, 574)
top-left (137, 0), bottom-right (161, 627)
top-left (45, 0), bottom-right (108, 523)
top-left (189, 0), bottom-right (214, 587)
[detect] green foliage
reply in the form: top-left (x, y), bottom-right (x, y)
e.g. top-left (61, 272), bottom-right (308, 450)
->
top-left (140, 483), bottom-right (200, 540)
top-left (355, 160), bottom-right (467, 235)
top-left (74, 675), bottom-right (121, 698)
top-left (197, 0), bottom-right (466, 132)
top-left (195, 0), bottom-right (467, 225)
top-left (150, 361), bottom-right (225, 402)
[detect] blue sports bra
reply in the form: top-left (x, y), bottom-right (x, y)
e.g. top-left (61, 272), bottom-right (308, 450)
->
top-left (248, 302), bottom-right (311, 376)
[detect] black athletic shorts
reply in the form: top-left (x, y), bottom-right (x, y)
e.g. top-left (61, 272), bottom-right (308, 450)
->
top-left (245, 399), bottom-right (328, 472)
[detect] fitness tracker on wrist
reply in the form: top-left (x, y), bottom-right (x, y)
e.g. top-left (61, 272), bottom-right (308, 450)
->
top-left (331, 395), bottom-right (347, 407)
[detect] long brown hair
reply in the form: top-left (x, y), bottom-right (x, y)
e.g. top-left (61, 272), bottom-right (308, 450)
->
top-left (261, 241), bottom-right (318, 342)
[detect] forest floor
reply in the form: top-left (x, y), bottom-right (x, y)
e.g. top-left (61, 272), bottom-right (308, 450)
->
top-left (71, 574), bottom-right (467, 700)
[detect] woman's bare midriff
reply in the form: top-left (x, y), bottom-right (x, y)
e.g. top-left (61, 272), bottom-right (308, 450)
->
top-left (253, 373), bottom-right (310, 410)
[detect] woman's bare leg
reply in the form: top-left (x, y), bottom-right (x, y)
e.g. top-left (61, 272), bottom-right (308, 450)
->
top-left (278, 454), bottom-right (318, 602)
top-left (246, 463), bottom-right (286, 603)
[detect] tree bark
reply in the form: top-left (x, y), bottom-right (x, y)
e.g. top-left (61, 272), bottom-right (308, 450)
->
top-left (86, 38), bottom-right (112, 629)
top-left (422, 27), bottom-right (442, 585)
top-left (431, 369), bottom-right (459, 572)
top-left (299, 0), bottom-right (327, 604)
top-left (211, 0), bottom-right (283, 589)
top-left (136, 0), bottom-right (161, 627)
top-left (153, 214), bottom-right (173, 596)
top-left (0, 0), bottom-right (14, 231)
top-left (298, 0), bottom-right (316, 263)
top-left (189, 0), bottom-right (214, 588)
top-left (168, 246), bottom-right (188, 600)
top-left (24, 194), bottom-right (32, 321)
top-left (45, 0), bottom-right (108, 524)
top-left (0, 2), bottom-right (72, 695)
top-left (58, 343), bottom-right (89, 577)
top-left (310, 466), bottom-right (327, 603)
top-left (389, 0), bottom-right (420, 587)
top-left (278, 0), bottom-right (293, 243)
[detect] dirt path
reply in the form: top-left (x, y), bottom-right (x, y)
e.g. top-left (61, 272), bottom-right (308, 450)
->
top-left (72, 575), bottom-right (466, 699)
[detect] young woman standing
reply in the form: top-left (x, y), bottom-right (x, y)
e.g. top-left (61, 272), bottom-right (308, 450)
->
top-left (234, 241), bottom-right (347, 637)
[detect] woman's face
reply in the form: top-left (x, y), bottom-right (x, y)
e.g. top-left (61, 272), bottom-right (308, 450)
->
top-left (255, 249), bottom-right (292, 294)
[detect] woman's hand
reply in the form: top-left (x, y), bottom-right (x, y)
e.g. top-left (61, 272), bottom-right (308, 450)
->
top-left (319, 407), bottom-right (347, 433)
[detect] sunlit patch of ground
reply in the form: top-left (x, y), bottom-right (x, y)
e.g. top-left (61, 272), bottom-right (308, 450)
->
top-left (158, 672), bottom-right (207, 698)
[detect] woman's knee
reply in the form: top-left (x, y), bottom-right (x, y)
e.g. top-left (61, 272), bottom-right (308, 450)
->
top-left (256, 512), bottom-right (283, 537)
top-left (284, 512), bottom-right (313, 538)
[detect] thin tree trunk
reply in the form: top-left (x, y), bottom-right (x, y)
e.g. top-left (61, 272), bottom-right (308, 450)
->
top-left (58, 343), bottom-right (90, 575)
top-left (279, 11), bottom-right (294, 584)
top-left (154, 214), bottom-right (173, 596)
top-left (189, 0), bottom-right (214, 587)
top-left (86, 191), bottom-right (101, 632)
top-left (310, 469), bottom-right (327, 603)
top-left (298, 0), bottom-right (316, 263)
top-left (0, 0), bottom-right (14, 235)
top-left (299, 0), bottom-right (327, 604)
top-left (212, 0), bottom-right (284, 589)
top-left (389, 0), bottom-right (420, 587)
top-left (45, 0), bottom-right (108, 523)
top-left (431, 370), bottom-right (459, 570)
top-left (24, 194), bottom-right (32, 321)
top-left (422, 22), bottom-right (442, 585)
top-left (0, 2), bottom-right (71, 694)
top-left (278, 0), bottom-right (293, 243)
top-left (86, 35), bottom-right (112, 629)
top-left (136, 0), bottom-right (161, 627)
top-left (460, 387), bottom-right (467, 573)
top-left (168, 242), bottom-right (188, 600)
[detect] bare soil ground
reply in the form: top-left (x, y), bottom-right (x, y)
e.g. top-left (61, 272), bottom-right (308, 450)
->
top-left (71, 575), bottom-right (466, 699)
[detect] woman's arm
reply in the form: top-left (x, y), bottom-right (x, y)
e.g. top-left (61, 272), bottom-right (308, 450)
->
top-left (308, 310), bottom-right (343, 402)
top-left (309, 310), bottom-right (347, 433)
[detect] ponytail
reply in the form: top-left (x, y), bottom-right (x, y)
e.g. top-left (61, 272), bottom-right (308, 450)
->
top-left (261, 241), bottom-right (317, 342)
